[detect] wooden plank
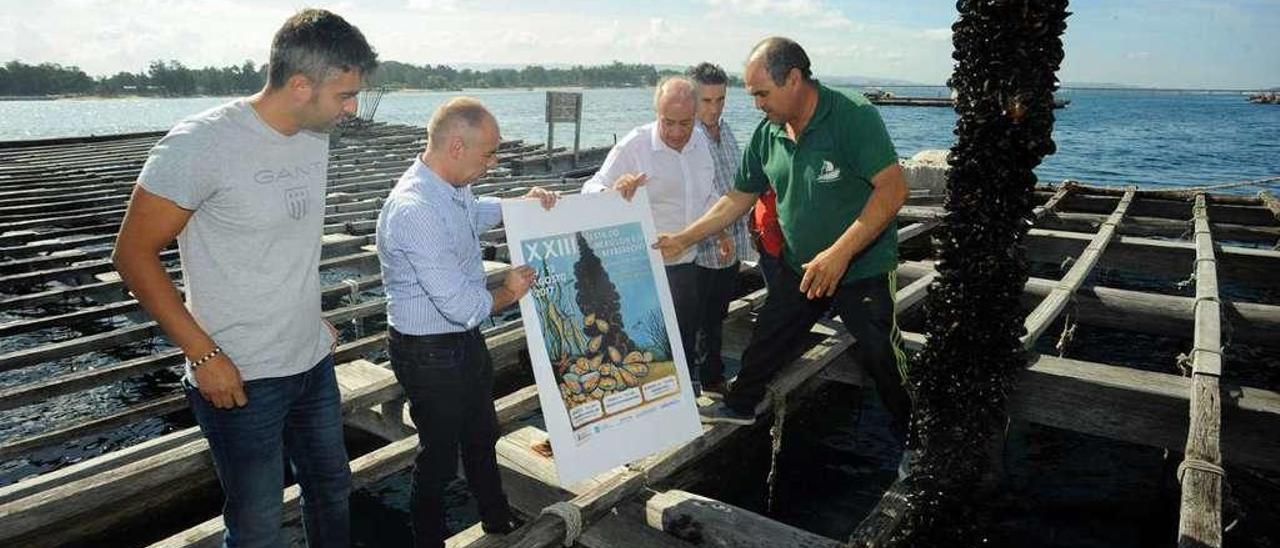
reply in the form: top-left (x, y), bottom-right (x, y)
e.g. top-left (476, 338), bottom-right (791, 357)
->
top-left (1177, 194), bottom-right (1224, 547)
top-left (1259, 191), bottom-right (1280, 224)
top-left (1037, 190), bottom-right (1279, 226)
top-left (895, 260), bottom-right (1280, 347)
top-left (895, 332), bottom-right (1280, 473)
top-left (1031, 185), bottom-right (1071, 220)
top-left (148, 385), bottom-right (545, 548)
top-left (1022, 188), bottom-right (1134, 348)
top-left (463, 326), bottom-right (859, 548)
top-left (646, 489), bottom-right (843, 548)
top-left (0, 359), bottom-right (406, 547)
top-left (899, 203), bottom-right (1280, 244)
top-left (487, 426), bottom-right (699, 548)
top-left (1024, 228), bottom-right (1278, 288)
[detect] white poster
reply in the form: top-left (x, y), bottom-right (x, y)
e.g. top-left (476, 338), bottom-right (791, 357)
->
top-left (502, 189), bottom-right (702, 486)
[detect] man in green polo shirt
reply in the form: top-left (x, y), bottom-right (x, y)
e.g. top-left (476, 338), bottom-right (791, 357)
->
top-left (655, 37), bottom-right (912, 437)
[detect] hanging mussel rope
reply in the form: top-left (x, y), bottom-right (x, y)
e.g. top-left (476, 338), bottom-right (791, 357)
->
top-left (887, 0), bottom-right (1070, 544)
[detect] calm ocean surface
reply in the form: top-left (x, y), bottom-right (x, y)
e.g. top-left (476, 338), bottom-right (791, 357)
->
top-left (3, 86), bottom-right (1278, 192)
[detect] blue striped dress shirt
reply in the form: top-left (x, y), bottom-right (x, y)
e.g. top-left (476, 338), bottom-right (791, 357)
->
top-left (376, 158), bottom-right (503, 335)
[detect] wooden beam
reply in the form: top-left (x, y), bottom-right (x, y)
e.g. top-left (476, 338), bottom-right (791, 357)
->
top-left (147, 386), bottom-right (545, 548)
top-left (1034, 190), bottom-right (1280, 226)
top-left (646, 489), bottom-right (842, 548)
top-left (1177, 194), bottom-right (1224, 548)
top-left (1022, 187), bottom-right (1134, 348)
top-left (1024, 228), bottom-right (1278, 286)
top-left (897, 332), bottom-right (1280, 473)
top-left (895, 261), bottom-right (1280, 347)
top-left (1259, 191), bottom-right (1280, 224)
top-left (0, 360), bottom-right (405, 547)
top-left (462, 333), bottom-right (856, 548)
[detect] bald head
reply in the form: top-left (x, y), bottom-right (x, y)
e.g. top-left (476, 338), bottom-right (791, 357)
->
top-left (653, 76), bottom-right (699, 111)
top-left (748, 36), bottom-right (812, 87)
top-left (422, 97), bottom-right (502, 185)
top-left (653, 76), bottom-right (698, 151)
top-left (427, 97), bottom-right (496, 152)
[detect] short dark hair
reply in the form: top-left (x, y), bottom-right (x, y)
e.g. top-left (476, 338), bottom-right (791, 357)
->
top-left (687, 62), bottom-right (728, 86)
top-left (749, 37), bottom-right (812, 86)
top-left (267, 9), bottom-right (378, 89)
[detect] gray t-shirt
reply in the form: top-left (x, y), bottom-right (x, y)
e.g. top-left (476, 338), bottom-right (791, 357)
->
top-left (138, 99), bottom-right (333, 382)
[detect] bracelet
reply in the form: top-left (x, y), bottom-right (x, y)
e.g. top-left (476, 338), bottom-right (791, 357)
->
top-left (191, 346), bottom-right (222, 370)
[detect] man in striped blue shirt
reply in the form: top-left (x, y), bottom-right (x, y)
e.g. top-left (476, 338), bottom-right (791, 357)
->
top-left (376, 97), bottom-right (557, 547)
top-left (688, 62), bottom-right (755, 396)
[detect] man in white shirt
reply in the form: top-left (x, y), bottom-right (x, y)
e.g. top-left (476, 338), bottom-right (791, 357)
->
top-left (582, 76), bottom-right (719, 393)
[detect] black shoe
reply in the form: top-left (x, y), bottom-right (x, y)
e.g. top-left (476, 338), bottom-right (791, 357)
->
top-left (481, 515), bottom-right (524, 535)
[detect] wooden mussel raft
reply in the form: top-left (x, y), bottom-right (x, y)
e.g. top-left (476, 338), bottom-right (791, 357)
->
top-left (1, 117), bottom-right (1279, 547)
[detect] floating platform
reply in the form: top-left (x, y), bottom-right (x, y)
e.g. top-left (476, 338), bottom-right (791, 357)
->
top-left (0, 126), bottom-right (1277, 547)
top-left (865, 92), bottom-right (1070, 109)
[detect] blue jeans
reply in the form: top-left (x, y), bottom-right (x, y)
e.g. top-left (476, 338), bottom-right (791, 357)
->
top-left (184, 354), bottom-right (351, 548)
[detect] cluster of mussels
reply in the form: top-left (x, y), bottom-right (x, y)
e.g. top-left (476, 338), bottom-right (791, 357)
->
top-left (889, 0), bottom-right (1069, 545)
top-left (556, 313), bottom-right (654, 406)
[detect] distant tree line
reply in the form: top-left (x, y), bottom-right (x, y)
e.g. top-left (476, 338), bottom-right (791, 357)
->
top-left (1, 59), bottom-right (736, 97)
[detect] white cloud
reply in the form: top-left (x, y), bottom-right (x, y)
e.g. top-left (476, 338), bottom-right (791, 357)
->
top-left (704, 0), bottom-right (858, 29)
top-left (405, 0), bottom-right (460, 13)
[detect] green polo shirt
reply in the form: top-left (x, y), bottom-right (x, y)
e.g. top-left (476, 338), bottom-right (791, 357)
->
top-left (735, 83), bottom-right (899, 283)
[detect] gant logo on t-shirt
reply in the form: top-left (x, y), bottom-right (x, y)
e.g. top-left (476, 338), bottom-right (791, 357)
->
top-left (817, 160), bottom-right (841, 183)
top-left (254, 161), bottom-right (324, 185)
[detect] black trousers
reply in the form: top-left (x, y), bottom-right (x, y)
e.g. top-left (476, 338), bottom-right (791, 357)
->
top-left (666, 263), bottom-right (702, 388)
top-left (388, 327), bottom-right (511, 548)
top-left (725, 265), bottom-right (912, 434)
top-left (694, 262), bottom-right (740, 387)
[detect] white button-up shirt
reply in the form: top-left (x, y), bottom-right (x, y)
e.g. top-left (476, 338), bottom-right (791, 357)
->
top-left (582, 121), bottom-right (718, 265)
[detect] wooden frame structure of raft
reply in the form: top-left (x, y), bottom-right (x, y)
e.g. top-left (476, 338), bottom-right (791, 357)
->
top-left (0, 126), bottom-right (1277, 547)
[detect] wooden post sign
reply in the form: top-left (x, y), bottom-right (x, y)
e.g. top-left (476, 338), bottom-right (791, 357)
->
top-left (545, 91), bottom-right (583, 168)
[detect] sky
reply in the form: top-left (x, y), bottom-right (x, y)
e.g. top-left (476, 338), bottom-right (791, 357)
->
top-left (2, 0), bottom-right (1276, 89)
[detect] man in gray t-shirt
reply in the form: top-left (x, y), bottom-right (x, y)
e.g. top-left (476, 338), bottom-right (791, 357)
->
top-left (113, 9), bottom-right (377, 547)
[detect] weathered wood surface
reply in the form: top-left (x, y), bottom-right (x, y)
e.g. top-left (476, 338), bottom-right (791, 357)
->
top-left (463, 336), bottom-right (859, 548)
top-left (1044, 181), bottom-right (1267, 205)
top-left (1035, 189), bottom-right (1280, 226)
top-left (1177, 194), bottom-right (1224, 548)
top-left (484, 426), bottom-right (698, 548)
top-left (0, 359), bottom-right (404, 548)
top-left (1022, 188), bottom-right (1133, 348)
top-left (1259, 191), bottom-right (1280, 225)
top-left (899, 203), bottom-right (1280, 244)
top-left (646, 489), bottom-right (843, 548)
top-left (457, 267), bottom-right (938, 548)
top-left (148, 382), bottom-right (545, 548)
top-left (895, 260), bottom-right (1280, 346)
top-left (1025, 227), bottom-right (1279, 287)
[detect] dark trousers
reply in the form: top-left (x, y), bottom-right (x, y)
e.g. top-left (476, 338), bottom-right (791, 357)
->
top-left (666, 263), bottom-right (702, 389)
top-left (726, 265), bottom-right (912, 434)
top-left (758, 252), bottom-right (782, 294)
top-left (695, 262), bottom-right (739, 387)
top-left (388, 328), bottom-right (511, 548)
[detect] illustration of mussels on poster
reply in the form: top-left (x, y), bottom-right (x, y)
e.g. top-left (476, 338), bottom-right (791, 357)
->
top-left (502, 189), bottom-right (702, 486)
